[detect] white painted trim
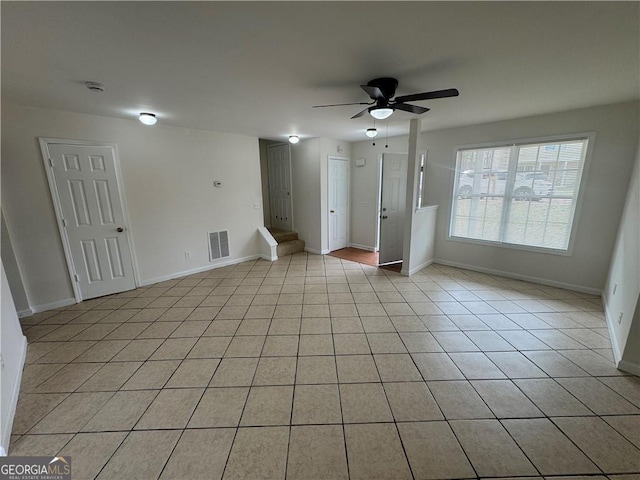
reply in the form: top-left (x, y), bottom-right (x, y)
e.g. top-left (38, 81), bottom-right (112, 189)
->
top-left (140, 254), bottom-right (262, 287)
top-left (617, 359), bottom-right (640, 376)
top-left (433, 258), bottom-right (602, 295)
top-left (349, 243), bottom-right (376, 252)
top-left (401, 258), bottom-right (434, 277)
top-left (17, 308), bottom-right (33, 318)
top-left (0, 334), bottom-right (27, 456)
top-left (31, 298), bottom-right (76, 313)
top-left (38, 138), bottom-right (141, 302)
top-left (415, 205), bottom-right (439, 214)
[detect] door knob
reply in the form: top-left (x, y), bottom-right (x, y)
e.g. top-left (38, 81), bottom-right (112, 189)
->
top-left (117, 227), bottom-right (125, 233)
top-left (330, 210), bottom-right (335, 213)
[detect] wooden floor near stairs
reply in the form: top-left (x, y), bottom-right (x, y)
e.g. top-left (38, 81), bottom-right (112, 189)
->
top-left (328, 248), bottom-right (403, 272)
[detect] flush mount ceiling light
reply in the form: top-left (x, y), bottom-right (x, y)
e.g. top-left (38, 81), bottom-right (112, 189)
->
top-left (139, 113), bottom-right (157, 126)
top-left (366, 128), bottom-right (378, 138)
top-left (369, 107), bottom-right (394, 120)
top-left (288, 135), bottom-right (300, 144)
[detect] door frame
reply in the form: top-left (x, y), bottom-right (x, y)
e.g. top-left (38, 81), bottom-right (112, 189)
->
top-left (267, 143), bottom-right (294, 231)
top-left (38, 137), bottom-right (140, 303)
top-left (327, 155), bottom-right (350, 252)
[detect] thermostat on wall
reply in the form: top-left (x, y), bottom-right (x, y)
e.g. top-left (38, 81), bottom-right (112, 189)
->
top-left (213, 181), bottom-right (223, 187)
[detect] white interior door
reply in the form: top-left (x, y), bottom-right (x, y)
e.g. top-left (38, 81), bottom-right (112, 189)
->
top-left (47, 143), bottom-right (136, 300)
top-left (267, 144), bottom-right (292, 231)
top-left (328, 157), bottom-right (349, 252)
top-left (379, 153), bottom-right (408, 264)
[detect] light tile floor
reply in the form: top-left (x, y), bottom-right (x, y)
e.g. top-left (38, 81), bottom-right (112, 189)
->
top-left (10, 253), bottom-right (640, 480)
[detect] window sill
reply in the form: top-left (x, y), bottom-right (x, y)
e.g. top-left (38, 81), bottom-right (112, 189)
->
top-left (447, 234), bottom-right (574, 257)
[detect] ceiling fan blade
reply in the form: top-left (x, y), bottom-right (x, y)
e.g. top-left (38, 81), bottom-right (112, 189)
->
top-left (394, 88), bottom-right (459, 103)
top-left (360, 85), bottom-right (385, 100)
top-left (313, 102), bottom-right (372, 108)
top-left (351, 107), bottom-right (370, 119)
top-left (394, 103), bottom-right (430, 115)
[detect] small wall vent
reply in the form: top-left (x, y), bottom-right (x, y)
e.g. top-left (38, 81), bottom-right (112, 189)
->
top-left (208, 230), bottom-right (230, 261)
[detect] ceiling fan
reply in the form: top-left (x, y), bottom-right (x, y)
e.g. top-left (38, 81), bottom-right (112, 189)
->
top-left (313, 77), bottom-right (459, 120)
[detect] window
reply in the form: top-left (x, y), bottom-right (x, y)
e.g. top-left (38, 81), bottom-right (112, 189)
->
top-left (417, 152), bottom-right (428, 208)
top-left (450, 135), bottom-right (591, 252)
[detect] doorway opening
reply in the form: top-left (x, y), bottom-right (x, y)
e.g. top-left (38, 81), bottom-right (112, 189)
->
top-left (377, 152), bottom-right (408, 266)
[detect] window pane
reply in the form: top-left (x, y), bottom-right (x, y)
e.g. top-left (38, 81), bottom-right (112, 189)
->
top-left (506, 139), bottom-right (587, 249)
top-left (450, 137), bottom-right (589, 252)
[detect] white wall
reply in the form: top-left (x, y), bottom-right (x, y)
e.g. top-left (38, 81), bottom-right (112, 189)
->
top-left (1, 212), bottom-right (30, 315)
top-left (352, 101), bottom-right (639, 292)
top-left (603, 138), bottom-right (640, 373)
top-left (320, 138), bottom-right (352, 253)
top-left (0, 260), bottom-right (28, 455)
top-left (2, 103), bottom-right (264, 310)
top-left (291, 138), bottom-right (321, 252)
top-left (290, 137), bottom-right (351, 254)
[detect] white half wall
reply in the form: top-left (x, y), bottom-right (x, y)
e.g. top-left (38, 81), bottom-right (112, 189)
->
top-left (1, 103), bottom-right (264, 309)
top-left (352, 101), bottom-right (639, 291)
top-left (0, 260), bottom-right (28, 455)
top-left (603, 137), bottom-right (640, 373)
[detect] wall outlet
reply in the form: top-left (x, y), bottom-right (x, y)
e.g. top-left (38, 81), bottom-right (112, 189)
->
top-left (184, 251), bottom-right (191, 259)
top-left (618, 312), bottom-right (624, 324)
top-left (253, 202), bottom-right (260, 209)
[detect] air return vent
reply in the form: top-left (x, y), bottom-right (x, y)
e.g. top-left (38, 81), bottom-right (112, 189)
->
top-left (208, 230), bottom-right (230, 261)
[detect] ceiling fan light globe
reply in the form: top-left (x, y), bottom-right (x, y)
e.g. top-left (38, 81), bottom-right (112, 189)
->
top-left (366, 128), bottom-right (378, 138)
top-left (370, 107), bottom-right (393, 120)
top-left (139, 113), bottom-right (157, 125)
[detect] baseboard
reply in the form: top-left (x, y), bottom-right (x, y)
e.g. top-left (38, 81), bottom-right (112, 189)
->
top-left (617, 359), bottom-right (640, 376)
top-left (433, 258), bottom-right (602, 296)
top-left (1, 334), bottom-right (27, 456)
top-left (260, 254), bottom-right (278, 262)
top-left (304, 247), bottom-right (329, 255)
top-left (349, 243), bottom-right (377, 252)
top-left (17, 308), bottom-right (33, 318)
top-left (140, 254), bottom-right (262, 287)
top-left (401, 258), bottom-right (434, 276)
top-left (31, 297), bottom-right (76, 314)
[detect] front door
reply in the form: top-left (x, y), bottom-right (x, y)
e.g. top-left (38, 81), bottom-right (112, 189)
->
top-left (267, 144), bottom-right (292, 231)
top-left (328, 157), bottom-right (349, 252)
top-left (378, 153), bottom-right (407, 265)
top-left (46, 142), bottom-right (136, 300)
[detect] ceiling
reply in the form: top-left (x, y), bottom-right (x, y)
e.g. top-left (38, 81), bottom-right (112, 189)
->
top-left (2, 2), bottom-right (638, 142)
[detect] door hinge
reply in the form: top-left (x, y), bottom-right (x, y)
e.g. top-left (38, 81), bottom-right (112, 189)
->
top-left (48, 158), bottom-right (54, 167)
top-left (62, 218), bottom-right (67, 228)
top-left (74, 274), bottom-right (80, 282)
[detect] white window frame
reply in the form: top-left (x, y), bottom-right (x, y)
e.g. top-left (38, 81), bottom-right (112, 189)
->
top-left (447, 132), bottom-right (596, 256)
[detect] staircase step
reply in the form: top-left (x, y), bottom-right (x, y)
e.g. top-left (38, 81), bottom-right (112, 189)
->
top-left (269, 229), bottom-right (299, 243)
top-left (277, 239), bottom-right (305, 257)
